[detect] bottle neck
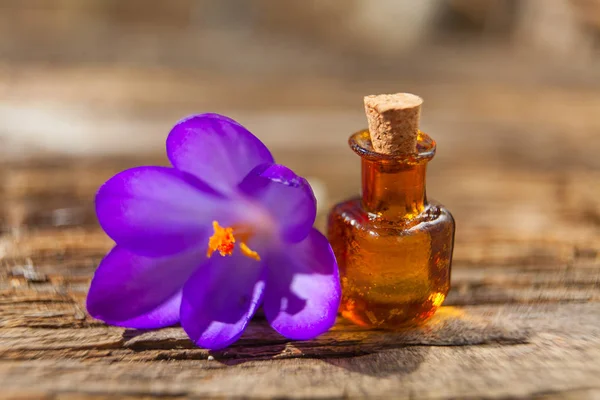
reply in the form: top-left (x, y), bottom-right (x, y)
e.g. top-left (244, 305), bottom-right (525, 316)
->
top-left (361, 158), bottom-right (427, 220)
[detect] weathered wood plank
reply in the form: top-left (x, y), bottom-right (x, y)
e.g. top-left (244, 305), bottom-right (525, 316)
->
top-left (0, 149), bottom-right (598, 397)
top-left (2, 260), bottom-right (599, 330)
top-left (0, 87), bottom-right (598, 397)
top-left (1, 161), bottom-right (598, 266)
top-left (1, 303), bottom-right (598, 398)
top-left (0, 210), bottom-right (598, 399)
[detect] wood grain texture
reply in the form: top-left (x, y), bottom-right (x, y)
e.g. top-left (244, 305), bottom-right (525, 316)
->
top-left (1, 145), bottom-right (599, 399)
top-left (1, 67), bottom-right (600, 398)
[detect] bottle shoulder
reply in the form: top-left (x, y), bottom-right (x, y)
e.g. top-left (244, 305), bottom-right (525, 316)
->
top-left (428, 199), bottom-right (455, 225)
top-left (328, 197), bottom-right (454, 234)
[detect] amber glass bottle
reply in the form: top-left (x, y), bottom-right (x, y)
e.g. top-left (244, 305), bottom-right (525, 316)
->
top-left (327, 129), bottom-right (455, 329)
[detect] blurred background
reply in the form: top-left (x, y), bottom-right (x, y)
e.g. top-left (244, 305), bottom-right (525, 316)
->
top-left (0, 0), bottom-right (599, 263)
top-left (1, 0), bottom-right (599, 156)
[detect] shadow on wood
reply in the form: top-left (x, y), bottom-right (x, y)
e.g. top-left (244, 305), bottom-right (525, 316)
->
top-left (116, 306), bottom-right (529, 367)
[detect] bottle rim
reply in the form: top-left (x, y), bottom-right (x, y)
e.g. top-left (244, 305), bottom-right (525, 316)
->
top-left (348, 129), bottom-right (436, 164)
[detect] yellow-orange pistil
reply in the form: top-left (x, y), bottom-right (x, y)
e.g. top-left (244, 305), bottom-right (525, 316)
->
top-left (207, 221), bottom-right (261, 261)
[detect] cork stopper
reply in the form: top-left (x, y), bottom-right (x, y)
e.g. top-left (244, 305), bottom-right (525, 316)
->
top-left (364, 93), bottom-right (423, 155)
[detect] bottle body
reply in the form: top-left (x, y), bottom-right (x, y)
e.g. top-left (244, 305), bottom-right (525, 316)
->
top-left (327, 130), bottom-right (455, 329)
top-left (328, 198), bottom-right (454, 328)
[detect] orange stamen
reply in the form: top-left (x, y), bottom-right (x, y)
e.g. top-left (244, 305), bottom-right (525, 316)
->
top-left (240, 242), bottom-right (261, 261)
top-left (207, 221), bottom-right (235, 258)
top-left (206, 221), bottom-right (261, 261)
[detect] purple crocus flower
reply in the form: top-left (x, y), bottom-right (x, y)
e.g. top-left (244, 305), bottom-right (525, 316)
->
top-left (86, 114), bottom-right (341, 350)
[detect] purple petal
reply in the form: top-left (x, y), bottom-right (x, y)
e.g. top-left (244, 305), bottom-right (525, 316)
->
top-left (264, 229), bottom-right (341, 340)
top-left (167, 114), bottom-right (274, 194)
top-left (87, 245), bottom-right (203, 325)
top-left (239, 164), bottom-right (316, 243)
top-left (180, 250), bottom-right (266, 350)
top-left (110, 291), bottom-right (182, 329)
top-left (96, 166), bottom-right (228, 256)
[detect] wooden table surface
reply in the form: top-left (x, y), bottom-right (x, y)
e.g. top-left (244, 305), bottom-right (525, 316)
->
top-left (1, 66), bottom-right (600, 398)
